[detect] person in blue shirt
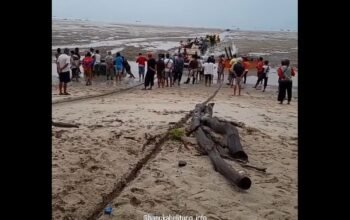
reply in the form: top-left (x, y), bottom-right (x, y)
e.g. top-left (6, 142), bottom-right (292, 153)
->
top-left (114, 52), bottom-right (124, 84)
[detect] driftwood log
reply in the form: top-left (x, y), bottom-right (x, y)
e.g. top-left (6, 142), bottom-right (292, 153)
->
top-left (191, 103), bottom-right (251, 190)
top-left (201, 117), bottom-right (248, 161)
top-left (52, 121), bottom-right (79, 128)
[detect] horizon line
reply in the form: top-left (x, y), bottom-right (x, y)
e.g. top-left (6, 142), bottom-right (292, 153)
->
top-left (52, 17), bottom-right (298, 33)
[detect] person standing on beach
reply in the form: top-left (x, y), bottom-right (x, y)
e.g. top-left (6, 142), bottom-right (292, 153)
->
top-left (253, 57), bottom-right (264, 89)
top-left (136, 53), bottom-right (147, 82)
top-left (254, 60), bottom-right (270, 91)
top-left (74, 48), bottom-right (80, 59)
top-left (185, 55), bottom-right (198, 84)
top-left (55, 48), bottom-right (62, 74)
top-left (173, 53), bottom-right (184, 86)
top-left (57, 48), bottom-right (71, 95)
top-left (228, 54), bottom-right (237, 86)
top-left (242, 57), bottom-right (250, 84)
top-left (143, 53), bottom-right (156, 90)
top-left (262, 60), bottom-right (270, 92)
top-left (89, 48), bottom-right (96, 77)
top-left (277, 59), bottom-right (296, 104)
top-left (93, 50), bottom-right (101, 76)
top-left (164, 53), bottom-right (174, 87)
top-left (156, 54), bottom-right (165, 88)
top-left (74, 48), bottom-right (82, 77)
top-left (196, 55), bottom-right (204, 83)
top-left (232, 58), bottom-right (245, 96)
top-left (70, 51), bottom-right (80, 82)
top-left (105, 51), bottom-right (115, 82)
top-left (203, 58), bottom-right (216, 87)
top-left (82, 52), bottom-right (93, 85)
top-left (217, 55), bottom-right (225, 84)
top-left (114, 52), bottom-right (124, 84)
top-left (90, 48), bottom-right (95, 56)
top-left (55, 48), bottom-right (61, 60)
top-left (123, 58), bottom-right (136, 79)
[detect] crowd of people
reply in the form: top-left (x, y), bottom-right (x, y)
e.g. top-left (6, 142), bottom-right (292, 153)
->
top-left (55, 46), bottom-right (296, 104)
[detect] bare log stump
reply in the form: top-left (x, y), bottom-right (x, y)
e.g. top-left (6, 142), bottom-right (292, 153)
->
top-left (191, 103), bottom-right (251, 190)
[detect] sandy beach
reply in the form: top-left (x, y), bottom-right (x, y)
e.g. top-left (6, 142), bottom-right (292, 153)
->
top-left (52, 19), bottom-right (297, 220)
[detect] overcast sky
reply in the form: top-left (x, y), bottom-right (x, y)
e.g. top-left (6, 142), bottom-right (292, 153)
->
top-left (52, 0), bottom-right (297, 31)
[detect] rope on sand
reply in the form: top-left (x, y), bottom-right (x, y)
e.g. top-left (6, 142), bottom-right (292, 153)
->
top-left (52, 82), bottom-right (144, 105)
top-left (86, 84), bottom-right (223, 220)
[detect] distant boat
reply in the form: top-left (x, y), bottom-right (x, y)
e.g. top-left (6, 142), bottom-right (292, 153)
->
top-left (136, 20), bottom-right (141, 23)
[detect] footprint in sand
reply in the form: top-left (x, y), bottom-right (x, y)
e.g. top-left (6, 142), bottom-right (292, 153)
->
top-left (144, 200), bottom-right (156, 208)
top-left (130, 196), bottom-right (142, 206)
top-left (105, 173), bottom-right (116, 178)
top-left (151, 169), bottom-right (165, 178)
top-left (263, 176), bottom-right (279, 183)
top-left (87, 165), bottom-right (99, 172)
top-left (130, 187), bottom-right (145, 195)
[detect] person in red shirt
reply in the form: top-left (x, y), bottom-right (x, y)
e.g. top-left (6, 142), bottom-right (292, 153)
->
top-left (277, 59), bottom-right (296, 104)
top-left (253, 57), bottom-right (264, 89)
top-left (82, 52), bottom-right (93, 86)
top-left (136, 53), bottom-right (148, 82)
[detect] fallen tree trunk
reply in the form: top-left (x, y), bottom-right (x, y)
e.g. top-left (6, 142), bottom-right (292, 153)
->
top-left (191, 103), bottom-right (251, 190)
top-left (215, 145), bottom-right (267, 173)
top-left (217, 118), bottom-right (245, 128)
top-left (52, 121), bottom-right (79, 128)
top-left (201, 117), bottom-right (248, 161)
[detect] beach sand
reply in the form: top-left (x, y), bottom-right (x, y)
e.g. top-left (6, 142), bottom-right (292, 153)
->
top-left (52, 19), bottom-right (297, 220)
top-left (53, 81), bottom-right (297, 220)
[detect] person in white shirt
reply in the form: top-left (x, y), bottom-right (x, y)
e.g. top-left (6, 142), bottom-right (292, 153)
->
top-left (262, 60), bottom-right (270, 92)
top-left (70, 50), bottom-right (80, 82)
top-left (164, 53), bottom-right (174, 87)
top-left (202, 58), bottom-right (216, 87)
top-left (92, 49), bottom-right (101, 76)
top-left (57, 48), bottom-right (71, 95)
